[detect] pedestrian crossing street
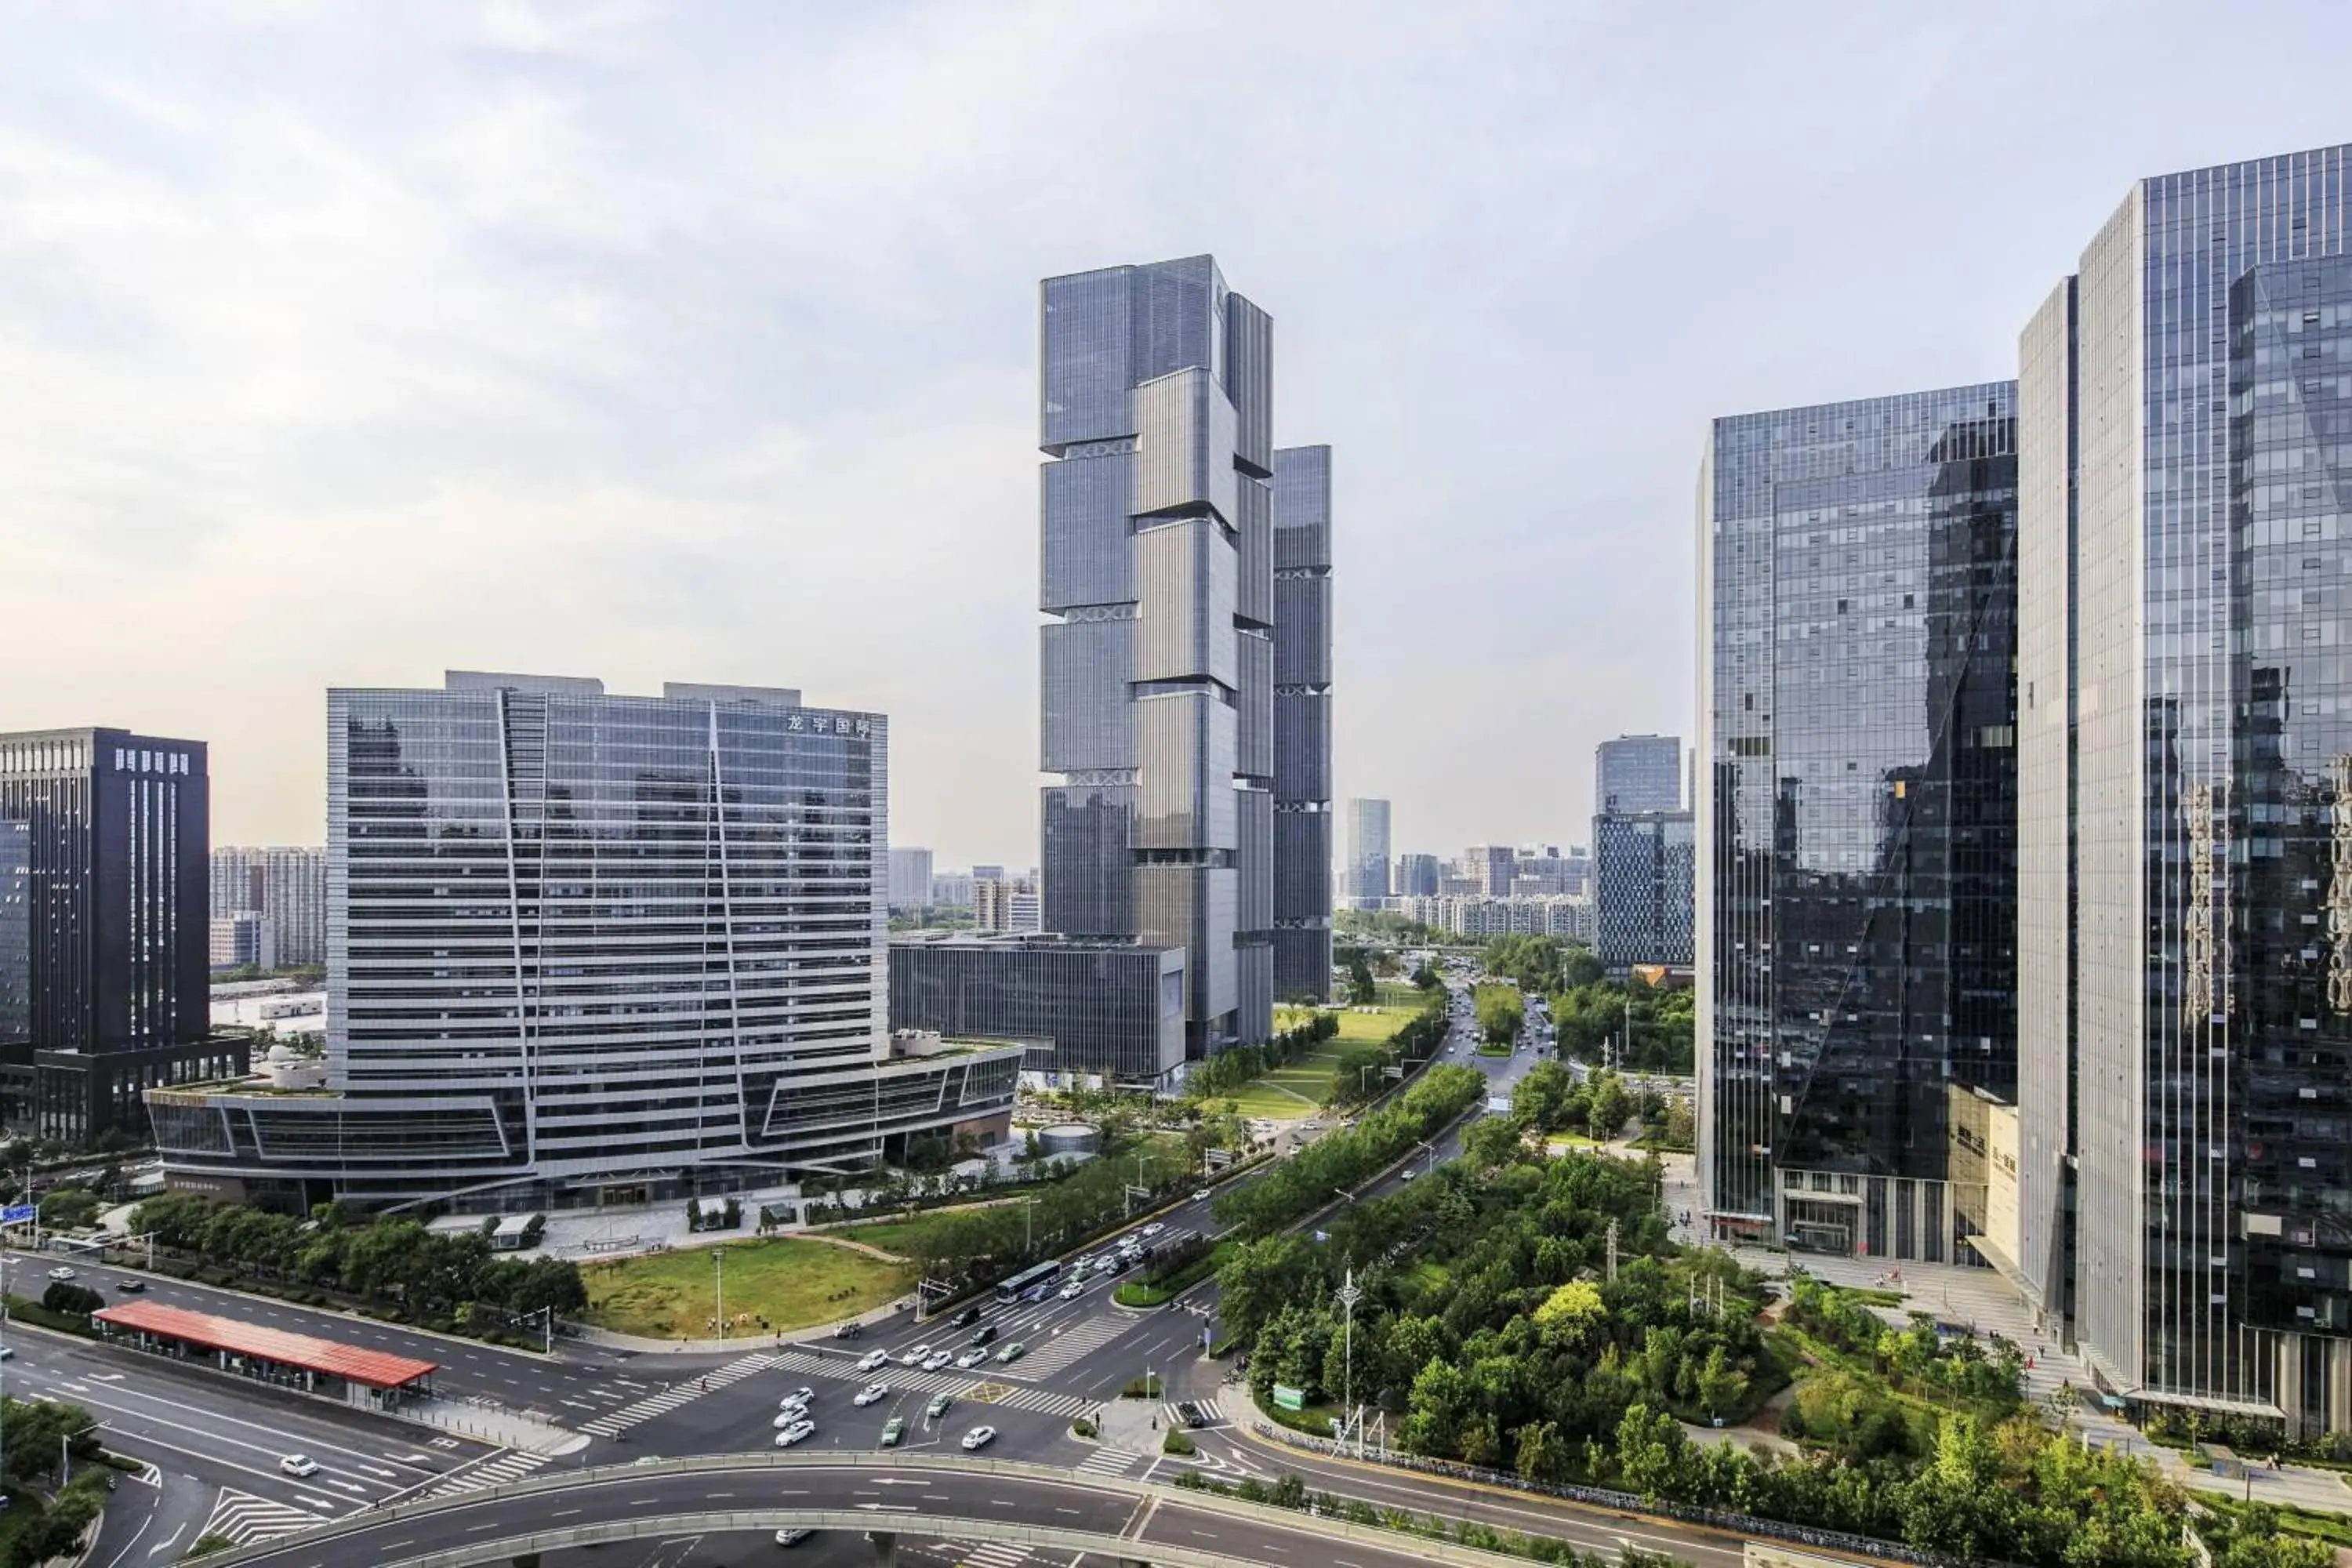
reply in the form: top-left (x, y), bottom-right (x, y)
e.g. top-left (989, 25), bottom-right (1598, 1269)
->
top-left (579, 1350), bottom-right (780, 1438)
top-left (949, 1544), bottom-right (1033, 1568)
top-left (1074, 1443), bottom-right (1147, 1479)
top-left (423, 1446), bottom-right (554, 1497)
top-left (200, 1487), bottom-right (328, 1547)
top-left (761, 1348), bottom-right (1094, 1418)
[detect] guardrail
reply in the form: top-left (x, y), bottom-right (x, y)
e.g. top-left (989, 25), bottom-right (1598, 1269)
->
top-left (1244, 1422), bottom-right (2004, 1568)
top-left (202, 1450), bottom-right (1555, 1568)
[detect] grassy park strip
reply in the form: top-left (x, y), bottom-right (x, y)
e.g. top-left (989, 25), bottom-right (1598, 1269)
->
top-left (581, 1236), bottom-right (913, 1338)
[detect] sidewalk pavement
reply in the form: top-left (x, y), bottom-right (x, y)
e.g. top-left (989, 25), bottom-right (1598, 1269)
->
top-left (407, 1396), bottom-right (590, 1456)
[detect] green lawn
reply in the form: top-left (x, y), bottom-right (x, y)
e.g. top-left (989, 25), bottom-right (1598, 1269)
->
top-left (1224, 1081), bottom-right (1320, 1120)
top-left (581, 1238), bottom-right (913, 1339)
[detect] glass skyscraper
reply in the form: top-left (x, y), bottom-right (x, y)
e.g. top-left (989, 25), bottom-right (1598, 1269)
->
top-left (1345, 798), bottom-right (1391, 908)
top-left (1039, 255), bottom-right (1330, 1053)
top-left (1592, 809), bottom-right (1694, 971)
top-left (1272, 445), bottom-right (1334, 1002)
top-left (2019, 143), bottom-right (2352, 1433)
top-left (151, 673), bottom-right (1018, 1210)
top-left (1596, 735), bottom-right (1683, 813)
top-left (1697, 383), bottom-right (2020, 1263)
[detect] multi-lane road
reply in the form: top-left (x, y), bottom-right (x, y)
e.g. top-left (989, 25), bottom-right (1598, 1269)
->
top-left (24, 977), bottom-right (1740, 1567)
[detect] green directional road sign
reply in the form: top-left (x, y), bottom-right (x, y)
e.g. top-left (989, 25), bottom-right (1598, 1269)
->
top-left (1272, 1385), bottom-right (1305, 1411)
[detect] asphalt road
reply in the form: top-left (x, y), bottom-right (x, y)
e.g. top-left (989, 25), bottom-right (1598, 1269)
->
top-left (207, 1456), bottom-right (1551, 1568)
top-left (1, 1325), bottom-right (506, 1566)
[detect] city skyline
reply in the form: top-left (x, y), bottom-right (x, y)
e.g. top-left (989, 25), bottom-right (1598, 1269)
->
top-left (11, 8), bottom-right (2344, 869)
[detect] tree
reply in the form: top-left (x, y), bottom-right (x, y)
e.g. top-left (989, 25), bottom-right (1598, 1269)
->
top-left (1696, 1343), bottom-right (1748, 1419)
top-left (1347, 952), bottom-right (1377, 1004)
top-left (41, 1281), bottom-right (102, 1317)
top-left (1474, 985), bottom-right (1523, 1046)
top-left (1614, 1402), bottom-right (1689, 1501)
top-left (1587, 1073), bottom-right (1633, 1142)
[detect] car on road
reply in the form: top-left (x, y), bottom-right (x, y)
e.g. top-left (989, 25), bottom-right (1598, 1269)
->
top-left (853, 1382), bottom-right (890, 1406)
top-left (112, 1279), bottom-right (146, 1293)
top-left (960, 1425), bottom-right (997, 1451)
top-left (1140, 1222), bottom-right (1165, 1238)
top-left (45, 1268), bottom-right (73, 1283)
top-left (925, 1392), bottom-right (953, 1420)
top-left (970, 1324), bottom-right (998, 1347)
top-left (1069, 1254), bottom-right (1096, 1273)
top-left (1174, 1402), bottom-right (1212, 1428)
top-left (1192, 1190), bottom-right (1210, 1203)
top-left (880, 1417), bottom-right (906, 1448)
top-left (954, 1348), bottom-right (988, 1369)
top-left (1058, 1279), bottom-right (1085, 1300)
top-left (280, 1456), bottom-right (318, 1478)
top-left (948, 1305), bottom-right (981, 1328)
top-left (1399, 1168), bottom-right (1417, 1182)
top-left (897, 1343), bottom-right (931, 1366)
top-left (0, 1347), bottom-right (13, 1363)
top-left (857, 1349), bottom-right (890, 1373)
top-left (994, 1341), bottom-right (1025, 1364)
top-left (833, 1321), bottom-right (862, 1340)
top-left (773, 1420), bottom-right (815, 1448)
top-left (921, 1350), bottom-right (953, 1372)
top-left (781, 1386), bottom-right (815, 1406)
top-left (775, 1529), bottom-right (812, 1546)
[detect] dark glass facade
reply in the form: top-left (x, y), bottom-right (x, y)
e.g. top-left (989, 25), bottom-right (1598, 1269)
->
top-left (1596, 735), bottom-right (1682, 813)
top-left (0, 730), bottom-right (242, 1142)
top-left (1593, 810), bottom-right (1694, 970)
top-left (1698, 385), bottom-right (2020, 1263)
top-left (1272, 445), bottom-right (1334, 1002)
top-left (888, 934), bottom-right (1185, 1086)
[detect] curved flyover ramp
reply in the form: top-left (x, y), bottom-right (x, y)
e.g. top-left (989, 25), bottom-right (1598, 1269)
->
top-left (198, 1452), bottom-right (1551, 1568)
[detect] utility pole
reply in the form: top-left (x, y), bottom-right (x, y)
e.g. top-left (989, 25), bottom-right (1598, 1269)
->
top-left (1336, 1267), bottom-right (1362, 1457)
top-left (713, 1247), bottom-right (725, 1341)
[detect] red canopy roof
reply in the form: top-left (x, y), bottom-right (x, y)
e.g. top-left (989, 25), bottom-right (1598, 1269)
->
top-left (93, 1300), bottom-right (437, 1390)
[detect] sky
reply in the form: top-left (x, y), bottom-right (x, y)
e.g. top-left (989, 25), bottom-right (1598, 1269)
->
top-left (3, 2), bottom-right (2348, 869)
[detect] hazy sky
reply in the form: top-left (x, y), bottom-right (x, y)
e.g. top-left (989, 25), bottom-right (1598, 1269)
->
top-left (4, 2), bottom-right (2347, 868)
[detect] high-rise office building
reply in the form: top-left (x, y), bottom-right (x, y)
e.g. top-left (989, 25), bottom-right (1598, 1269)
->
top-left (209, 912), bottom-right (276, 972)
top-left (150, 673), bottom-right (1018, 1210)
top-left (1345, 800), bottom-right (1391, 908)
top-left (2016, 143), bottom-right (2352, 1433)
top-left (1697, 383), bottom-right (2020, 1265)
top-left (0, 821), bottom-right (27, 1048)
top-left (210, 846), bottom-right (328, 968)
top-left (1272, 445), bottom-right (1334, 1003)
top-left (1465, 844), bottom-right (1517, 898)
top-left (0, 730), bottom-right (246, 1142)
top-left (888, 847), bottom-right (935, 911)
top-left (1593, 811), bottom-right (1695, 971)
top-left (1394, 852), bottom-right (1440, 898)
top-left (1037, 254), bottom-right (1283, 1055)
top-left (1597, 735), bottom-right (1682, 814)
top-left (929, 870), bottom-right (975, 909)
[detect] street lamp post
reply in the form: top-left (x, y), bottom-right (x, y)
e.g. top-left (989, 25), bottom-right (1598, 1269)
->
top-left (713, 1247), bottom-right (725, 1342)
top-left (1336, 1267), bottom-right (1362, 1457)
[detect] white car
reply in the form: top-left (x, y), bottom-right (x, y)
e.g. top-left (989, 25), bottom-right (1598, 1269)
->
top-left (775, 1529), bottom-right (812, 1546)
top-left (960, 1425), bottom-right (998, 1450)
top-left (280, 1455), bottom-right (318, 1478)
top-left (921, 1350), bottom-right (954, 1372)
top-left (898, 1344), bottom-right (931, 1367)
top-left (1192, 1190), bottom-right (1210, 1203)
top-left (1140, 1222), bottom-right (1165, 1238)
top-left (954, 1348), bottom-right (988, 1369)
top-left (774, 1409), bottom-right (810, 1428)
top-left (857, 1349), bottom-right (890, 1373)
top-left (781, 1386), bottom-right (814, 1406)
top-left (45, 1267), bottom-right (74, 1283)
top-left (773, 1420), bottom-right (815, 1448)
top-left (853, 1382), bottom-right (890, 1406)
top-left (1058, 1278), bottom-right (1086, 1300)
top-left (1070, 1254), bottom-right (1096, 1273)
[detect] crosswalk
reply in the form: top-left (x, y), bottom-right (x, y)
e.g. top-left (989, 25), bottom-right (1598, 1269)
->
top-left (762, 1348), bottom-right (1094, 1418)
top-left (200, 1487), bottom-right (328, 1547)
top-left (1075, 1444), bottom-right (1147, 1479)
top-left (950, 1544), bottom-right (1033, 1568)
top-left (579, 1351), bottom-right (779, 1438)
top-left (1164, 1397), bottom-right (1229, 1428)
top-left (423, 1447), bottom-right (554, 1497)
top-left (1008, 1316), bottom-right (1131, 1378)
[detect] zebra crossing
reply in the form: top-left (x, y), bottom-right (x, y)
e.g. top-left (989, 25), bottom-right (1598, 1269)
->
top-left (579, 1350), bottom-right (779, 1438)
top-left (199, 1488), bottom-right (327, 1548)
top-left (762, 1348), bottom-right (1094, 1418)
top-left (1007, 1315), bottom-right (1131, 1378)
top-left (1074, 1444), bottom-right (1147, 1479)
top-left (949, 1544), bottom-right (1033, 1568)
top-left (423, 1447), bottom-right (554, 1497)
top-left (1164, 1397), bottom-right (1229, 1428)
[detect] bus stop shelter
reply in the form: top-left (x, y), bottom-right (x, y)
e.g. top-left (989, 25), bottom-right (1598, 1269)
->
top-left (92, 1300), bottom-right (437, 1411)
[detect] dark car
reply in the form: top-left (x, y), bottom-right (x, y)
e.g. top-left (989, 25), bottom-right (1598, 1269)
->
top-left (971, 1323), bottom-right (998, 1347)
top-left (1175, 1402), bottom-right (1211, 1429)
top-left (948, 1305), bottom-right (981, 1329)
top-left (112, 1279), bottom-right (147, 1294)
top-left (833, 1321), bottom-right (862, 1340)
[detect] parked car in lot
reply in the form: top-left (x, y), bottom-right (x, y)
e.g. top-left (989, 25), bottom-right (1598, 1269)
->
top-left (281, 1456), bottom-right (318, 1477)
top-left (880, 1417), bottom-right (906, 1447)
top-left (960, 1425), bottom-right (997, 1451)
top-left (857, 1349), bottom-right (890, 1373)
top-left (853, 1382), bottom-right (890, 1406)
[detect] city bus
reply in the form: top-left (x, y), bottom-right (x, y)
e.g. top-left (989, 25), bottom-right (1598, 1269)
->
top-left (995, 1260), bottom-right (1062, 1305)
